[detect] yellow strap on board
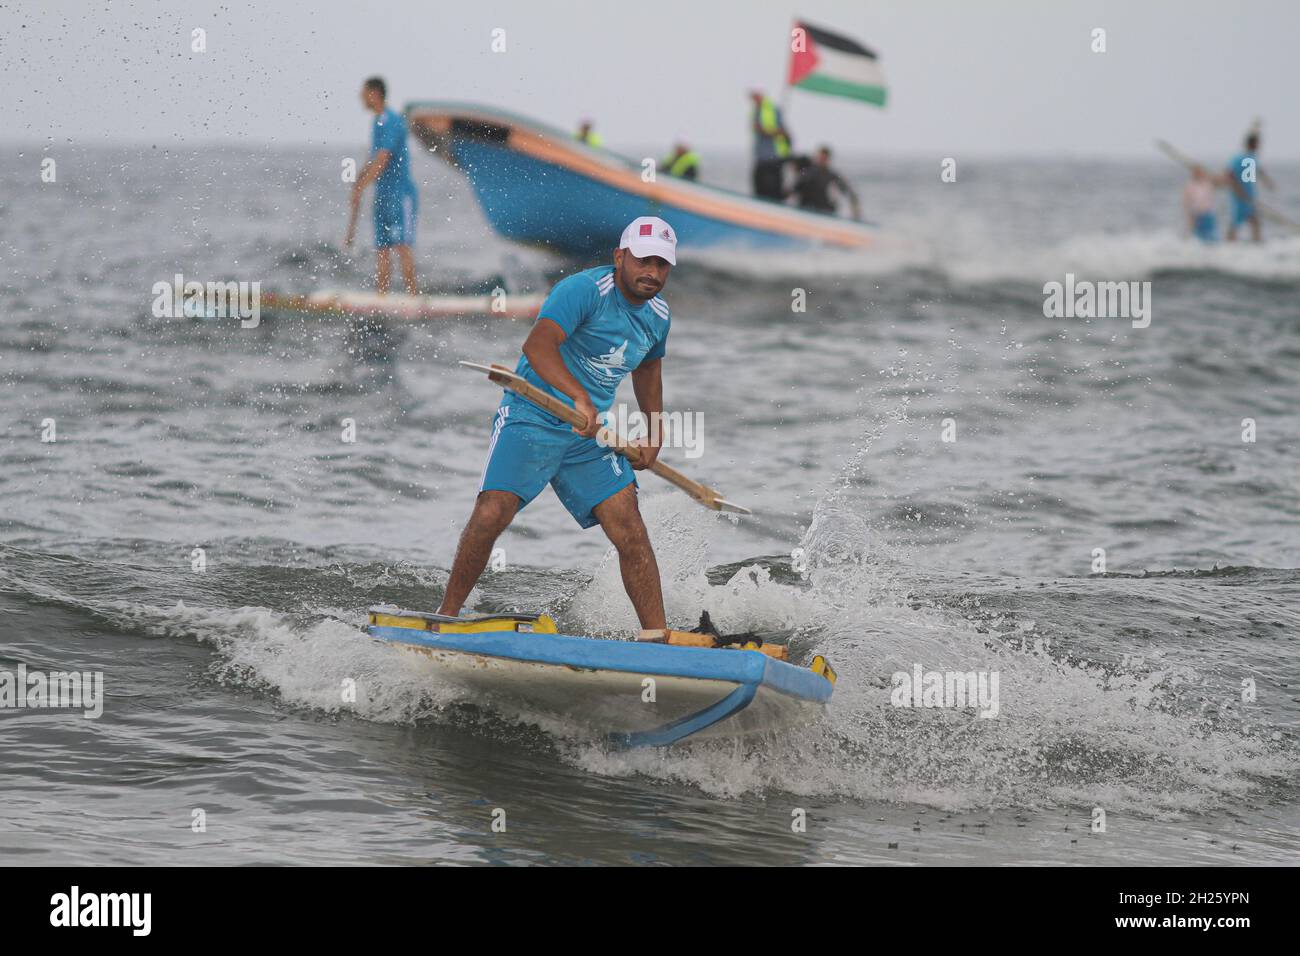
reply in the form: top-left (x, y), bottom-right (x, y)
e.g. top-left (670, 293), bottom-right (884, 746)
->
top-left (367, 612), bottom-right (558, 634)
top-left (810, 656), bottom-right (837, 685)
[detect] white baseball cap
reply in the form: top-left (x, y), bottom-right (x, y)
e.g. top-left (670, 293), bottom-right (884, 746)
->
top-left (619, 216), bottom-right (677, 265)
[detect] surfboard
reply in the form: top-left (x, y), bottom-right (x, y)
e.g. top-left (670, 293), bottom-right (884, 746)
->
top-left (261, 289), bottom-right (546, 321)
top-left (365, 606), bottom-right (835, 747)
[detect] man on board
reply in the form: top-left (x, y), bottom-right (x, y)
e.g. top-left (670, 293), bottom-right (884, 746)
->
top-left (749, 90), bottom-right (792, 200)
top-left (345, 76), bottom-right (419, 294)
top-left (1225, 129), bottom-right (1274, 242)
top-left (437, 217), bottom-right (679, 642)
top-left (785, 146), bottom-right (862, 221)
top-left (1182, 165), bottom-right (1220, 242)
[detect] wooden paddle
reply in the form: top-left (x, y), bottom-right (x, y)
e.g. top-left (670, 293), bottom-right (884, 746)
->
top-left (459, 361), bottom-right (751, 515)
top-left (1156, 138), bottom-right (1300, 231)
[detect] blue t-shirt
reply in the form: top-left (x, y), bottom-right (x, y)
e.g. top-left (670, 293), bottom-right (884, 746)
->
top-left (1227, 151), bottom-right (1258, 200)
top-left (371, 107), bottom-right (416, 206)
top-left (507, 266), bottom-right (671, 416)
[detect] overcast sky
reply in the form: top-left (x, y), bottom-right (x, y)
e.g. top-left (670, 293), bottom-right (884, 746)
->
top-left (2, 0), bottom-right (1296, 158)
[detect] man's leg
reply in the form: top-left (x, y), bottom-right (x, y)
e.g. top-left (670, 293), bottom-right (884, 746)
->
top-left (376, 247), bottom-right (392, 294)
top-left (592, 484), bottom-right (666, 630)
top-left (396, 245), bottom-right (418, 295)
top-left (437, 490), bottom-right (520, 617)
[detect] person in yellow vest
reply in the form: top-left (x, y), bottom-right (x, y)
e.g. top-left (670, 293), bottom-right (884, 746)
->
top-left (661, 143), bottom-right (700, 181)
top-left (575, 120), bottom-right (604, 148)
top-left (749, 90), bottom-right (791, 200)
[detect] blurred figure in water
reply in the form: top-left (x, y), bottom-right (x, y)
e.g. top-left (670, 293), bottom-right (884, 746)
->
top-left (1182, 165), bottom-right (1221, 242)
top-left (345, 76), bottom-right (419, 295)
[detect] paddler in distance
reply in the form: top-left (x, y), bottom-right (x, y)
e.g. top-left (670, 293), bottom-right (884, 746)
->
top-left (438, 217), bottom-right (684, 642)
top-left (1182, 165), bottom-right (1221, 242)
top-left (1225, 127), bottom-right (1275, 242)
top-left (345, 76), bottom-right (419, 294)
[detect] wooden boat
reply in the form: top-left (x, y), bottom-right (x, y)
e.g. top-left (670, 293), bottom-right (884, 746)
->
top-left (404, 100), bottom-right (881, 257)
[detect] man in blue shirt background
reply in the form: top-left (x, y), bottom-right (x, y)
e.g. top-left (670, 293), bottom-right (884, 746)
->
top-left (437, 217), bottom-right (680, 642)
top-left (1226, 129), bottom-right (1275, 243)
top-left (345, 76), bottom-right (419, 293)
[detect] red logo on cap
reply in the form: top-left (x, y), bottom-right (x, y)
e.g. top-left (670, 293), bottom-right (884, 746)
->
top-left (639, 224), bottom-right (653, 236)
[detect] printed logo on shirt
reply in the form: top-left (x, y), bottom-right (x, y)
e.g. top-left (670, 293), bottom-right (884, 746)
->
top-left (583, 340), bottom-right (631, 378)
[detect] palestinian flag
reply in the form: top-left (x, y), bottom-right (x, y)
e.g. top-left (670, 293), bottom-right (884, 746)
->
top-left (788, 21), bottom-right (888, 107)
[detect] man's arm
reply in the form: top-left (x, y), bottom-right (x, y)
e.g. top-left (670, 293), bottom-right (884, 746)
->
top-left (344, 150), bottom-right (392, 246)
top-left (521, 318), bottom-right (600, 437)
top-left (832, 172), bottom-right (862, 221)
top-left (630, 358), bottom-right (663, 469)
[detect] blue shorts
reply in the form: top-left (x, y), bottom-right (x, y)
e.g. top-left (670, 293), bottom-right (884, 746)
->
top-left (1229, 195), bottom-right (1256, 228)
top-left (1193, 211), bottom-right (1218, 242)
top-left (374, 190), bottom-right (417, 248)
top-left (478, 400), bottom-right (637, 529)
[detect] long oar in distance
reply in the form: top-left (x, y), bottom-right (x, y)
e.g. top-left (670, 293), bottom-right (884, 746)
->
top-left (459, 361), bottom-right (751, 515)
top-left (1155, 138), bottom-right (1300, 232)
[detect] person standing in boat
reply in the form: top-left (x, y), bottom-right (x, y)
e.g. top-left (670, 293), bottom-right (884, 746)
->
top-left (750, 90), bottom-right (792, 200)
top-left (1225, 128), bottom-right (1274, 242)
top-left (437, 217), bottom-right (679, 642)
top-left (345, 76), bottom-right (419, 295)
top-left (575, 119), bottom-right (604, 148)
top-left (661, 143), bottom-right (700, 181)
top-left (784, 147), bottom-right (862, 221)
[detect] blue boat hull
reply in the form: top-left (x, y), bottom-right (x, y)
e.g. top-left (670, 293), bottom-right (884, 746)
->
top-left (406, 101), bottom-right (881, 258)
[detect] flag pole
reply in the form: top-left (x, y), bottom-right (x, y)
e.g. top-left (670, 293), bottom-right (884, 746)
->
top-left (779, 19), bottom-right (794, 125)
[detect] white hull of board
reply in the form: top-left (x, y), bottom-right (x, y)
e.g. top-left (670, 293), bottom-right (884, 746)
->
top-left (401, 643), bottom-right (825, 742)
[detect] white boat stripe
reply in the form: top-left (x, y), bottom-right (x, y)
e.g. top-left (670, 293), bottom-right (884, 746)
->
top-left (478, 406), bottom-right (509, 491)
